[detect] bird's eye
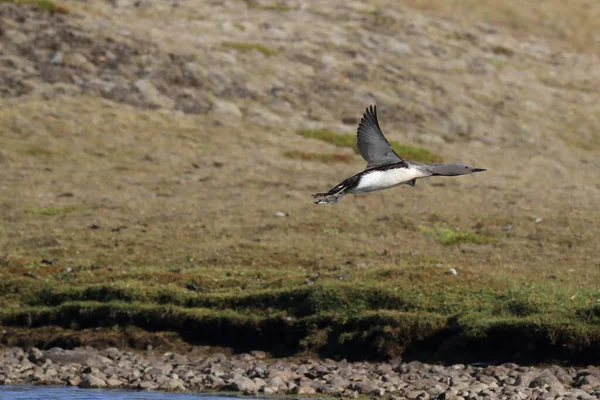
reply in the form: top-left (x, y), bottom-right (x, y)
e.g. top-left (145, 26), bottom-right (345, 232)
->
top-left (465, 166), bottom-right (468, 169)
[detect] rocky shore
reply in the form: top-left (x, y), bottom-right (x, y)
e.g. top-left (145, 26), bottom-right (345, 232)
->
top-left (1, 347), bottom-right (599, 399)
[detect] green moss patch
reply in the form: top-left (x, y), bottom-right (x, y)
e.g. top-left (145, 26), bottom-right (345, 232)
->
top-left (247, 2), bottom-right (291, 11)
top-left (25, 205), bottom-right (84, 216)
top-left (221, 42), bottom-right (280, 57)
top-left (284, 150), bottom-right (353, 164)
top-left (0, 0), bottom-right (69, 13)
top-left (421, 226), bottom-right (497, 245)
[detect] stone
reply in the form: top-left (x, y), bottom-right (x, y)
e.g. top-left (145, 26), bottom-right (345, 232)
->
top-left (0, 347), bottom-right (598, 398)
top-left (50, 52), bottom-right (64, 64)
top-left (252, 377), bottom-right (266, 389)
top-left (250, 350), bottom-right (267, 359)
top-left (42, 350), bottom-right (111, 367)
top-left (212, 99), bottom-right (243, 118)
top-left (32, 369), bottom-right (46, 381)
top-left (27, 348), bottom-right (44, 362)
top-left (147, 362), bottom-right (173, 373)
top-left (134, 79), bottom-right (175, 109)
top-left (18, 359), bottom-right (34, 372)
top-left (478, 375), bottom-right (497, 385)
top-left (354, 380), bottom-right (380, 394)
top-left (206, 374), bottom-right (225, 387)
top-left (328, 376), bottom-right (349, 388)
top-left (168, 353), bottom-right (189, 364)
top-left (427, 384), bottom-right (446, 397)
top-left (437, 390), bottom-right (460, 399)
top-left (407, 390), bottom-right (430, 400)
top-left (321, 384), bottom-right (345, 394)
top-left (146, 367), bottom-right (166, 377)
top-left (294, 385), bottom-right (316, 395)
top-left (106, 377), bottom-right (123, 387)
top-left (66, 377), bottom-right (81, 387)
top-left (154, 375), bottom-right (169, 386)
top-left (576, 374), bottom-right (600, 388)
top-left (267, 368), bottom-right (296, 381)
top-left (78, 375), bottom-right (107, 389)
top-left (67, 52), bottom-right (96, 72)
top-left (138, 381), bottom-right (158, 390)
top-left (412, 378), bottom-right (450, 391)
top-left (529, 372), bottom-right (565, 393)
top-left (227, 376), bottom-right (258, 393)
top-left (159, 377), bottom-right (186, 391)
top-left (265, 375), bottom-right (287, 392)
top-left (376, 364), bottom-right (393, 374)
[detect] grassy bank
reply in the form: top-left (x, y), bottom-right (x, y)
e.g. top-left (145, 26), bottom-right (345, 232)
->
top-left (2, 267), bottom-right (600, 363)
top-left (1, 295), bottom-right (600, 363)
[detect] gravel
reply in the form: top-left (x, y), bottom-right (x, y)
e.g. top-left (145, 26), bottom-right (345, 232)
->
top-left (2, 346), bottom-right (600, 399)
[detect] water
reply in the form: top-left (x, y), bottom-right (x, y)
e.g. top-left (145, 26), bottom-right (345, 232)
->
top-left (0, 385), bottom-right (249, 400)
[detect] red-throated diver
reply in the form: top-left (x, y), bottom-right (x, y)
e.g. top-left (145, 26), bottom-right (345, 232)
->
top-left (312, 105), bottom-right (486, 204)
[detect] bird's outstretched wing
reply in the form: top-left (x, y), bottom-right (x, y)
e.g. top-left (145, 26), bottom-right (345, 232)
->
top-left (357, 105), bottom-right (403, 169)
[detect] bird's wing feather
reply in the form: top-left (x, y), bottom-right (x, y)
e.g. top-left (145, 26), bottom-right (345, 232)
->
top-left (357, 105), bottom-right (403, 169)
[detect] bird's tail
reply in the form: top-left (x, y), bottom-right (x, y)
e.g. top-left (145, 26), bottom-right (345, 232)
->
top-left (312, 181), bottom-right (348, 198)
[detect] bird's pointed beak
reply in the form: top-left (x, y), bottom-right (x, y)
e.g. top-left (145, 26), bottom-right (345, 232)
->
top-left (472, 168), bottom-right (486, 173)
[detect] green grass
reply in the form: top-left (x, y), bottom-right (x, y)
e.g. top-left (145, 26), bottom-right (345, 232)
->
top-left (1, 227), bottom-right (598, 362)
top-left (421, 226), bottom-right (497, 245)
top-left (221, 42), bottom-right (280, 57)
top-left (2, 282), bottom-right (600, 362)
top-left (297, 129), bottom-right (356, 148)
top-left (283, 150), bottom-right (353, 164)
top-left (25, 205), bottom-right (83, 216)
top-left (296, 128), bottom-right (442, 163)
top-left (24, 281), bottom-right (592, 320)
top-left (247, 2), bottom-right (291, 11)
top-left (0, 0), bottom-right (69, 13)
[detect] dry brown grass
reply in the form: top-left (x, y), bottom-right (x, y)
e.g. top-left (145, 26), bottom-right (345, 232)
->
top-left (1, 93), bottom-right (599, 360)
top-left (397, 0), bottom-right (600, 53)
top-left (1, 0), bottom-right (600, 361)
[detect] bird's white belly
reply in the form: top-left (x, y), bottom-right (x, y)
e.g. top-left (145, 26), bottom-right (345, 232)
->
top-left (354, 168), bottom-right (424, 193)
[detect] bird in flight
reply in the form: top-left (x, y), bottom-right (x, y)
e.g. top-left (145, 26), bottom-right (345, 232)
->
top-left (312, 105), bottom-right (486, 204)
